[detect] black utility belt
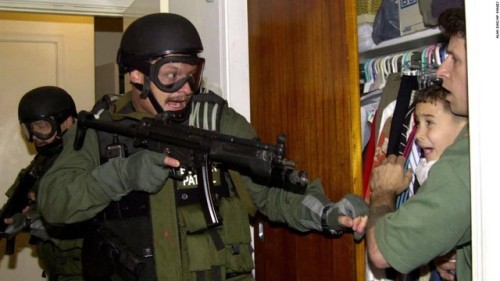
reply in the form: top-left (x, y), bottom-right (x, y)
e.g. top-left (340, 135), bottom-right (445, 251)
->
top-left (44, 220), bottom-right (91, 240)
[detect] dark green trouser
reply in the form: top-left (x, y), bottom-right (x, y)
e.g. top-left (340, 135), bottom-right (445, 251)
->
top-left (37, 241), bottom-right (84, 281)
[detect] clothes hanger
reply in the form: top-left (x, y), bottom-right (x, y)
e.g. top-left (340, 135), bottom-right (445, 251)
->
top-left (391, 53), bottom-right (404, 74)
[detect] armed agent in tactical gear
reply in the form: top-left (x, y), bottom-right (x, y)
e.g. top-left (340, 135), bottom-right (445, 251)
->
top-left (1, 86), bottom-right (84, 281)
top-left (38, 13), bottom-right (368, 281)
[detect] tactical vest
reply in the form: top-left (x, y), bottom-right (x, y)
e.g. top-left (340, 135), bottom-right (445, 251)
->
top-left (82, 90), bottom-right (255, 281)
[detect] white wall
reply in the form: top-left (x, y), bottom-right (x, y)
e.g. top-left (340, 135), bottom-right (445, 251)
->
top-left (466, 0), bottom-right (500, 280)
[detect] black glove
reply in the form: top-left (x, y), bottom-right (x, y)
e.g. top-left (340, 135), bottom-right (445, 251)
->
top-left (322, 194), bottom-right (369, 235)
top-left (92, 150), bottom-right (170, 200)
top-left (301, 185), bottom-right (368, 238)
top-left (4, 213), bottom-right (28, 236)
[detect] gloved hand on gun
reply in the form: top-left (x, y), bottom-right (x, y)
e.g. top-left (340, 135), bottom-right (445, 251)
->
top-left (2, 191), bottom-right (49, 240)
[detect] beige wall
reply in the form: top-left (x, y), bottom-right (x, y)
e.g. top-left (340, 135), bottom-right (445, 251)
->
top-left (0, 11), bottom-right (95, 280)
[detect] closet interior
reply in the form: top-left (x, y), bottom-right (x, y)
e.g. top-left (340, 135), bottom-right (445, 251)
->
top-left (357, 0), bottom-right (460, 279)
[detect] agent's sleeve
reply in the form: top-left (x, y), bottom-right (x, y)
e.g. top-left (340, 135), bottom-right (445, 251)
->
top-left (219, 107), bottom-right (321, 232)
top-left (38, 125), bottom-right (114, 224)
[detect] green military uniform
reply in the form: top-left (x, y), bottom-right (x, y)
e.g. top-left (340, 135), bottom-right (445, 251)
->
top-left (6, 154), bottom-right (83, 281)
top-left (39, 90), bottom-right (327, 281)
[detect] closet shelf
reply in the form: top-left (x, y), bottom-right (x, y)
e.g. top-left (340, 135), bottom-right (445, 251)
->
top-left (359, 27), bottom-right (443, 61)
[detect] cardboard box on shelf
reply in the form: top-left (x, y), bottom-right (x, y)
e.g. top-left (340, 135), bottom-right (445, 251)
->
top-left (357, 0), bottom-right (382, 24)
top-left (358, 14), bottom-right (376, 25)
top-left (399, 0), bottom-right (425, 36)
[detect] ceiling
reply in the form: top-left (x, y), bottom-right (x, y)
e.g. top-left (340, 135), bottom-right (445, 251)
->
top-left (0, 0), bottom-right (135, 17)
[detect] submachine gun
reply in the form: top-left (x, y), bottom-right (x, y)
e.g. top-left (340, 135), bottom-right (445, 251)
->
top-left (74, 110), bottom-right (308, 228)
top-left (0, 169), bottom-right (36, 255)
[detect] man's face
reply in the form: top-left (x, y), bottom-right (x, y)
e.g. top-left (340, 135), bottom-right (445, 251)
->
top-left (132, 56), bottom-right (203, 115)
top-left (436, 36), bottom-right (468, 117)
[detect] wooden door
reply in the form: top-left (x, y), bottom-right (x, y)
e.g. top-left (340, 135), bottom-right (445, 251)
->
top-left (248, 0), bottom-right (363, 280)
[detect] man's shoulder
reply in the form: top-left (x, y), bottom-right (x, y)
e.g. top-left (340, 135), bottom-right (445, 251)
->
top-left (438, 127), bottom-right (470, 168)
top-left (427, 130), bottom-right (470, 192)
top-left (191, 88), bottom-right (252, 133)
top-left (193, 88), bottom-right (228, 105)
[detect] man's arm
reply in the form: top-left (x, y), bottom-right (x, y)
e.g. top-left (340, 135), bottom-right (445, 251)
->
top-left (38, 126), bottom-right (112, 223)
top-left (366, 193), bottom-right (395, 268)
top-left (41, 124), bottom-right (174, 224)
top-left (220, 107), bottom-right (369, 235)
top-left (366, 155), bottom-right (413, 268)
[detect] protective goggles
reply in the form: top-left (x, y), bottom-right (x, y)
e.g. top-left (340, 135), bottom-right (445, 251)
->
top-left (149, 56), bottom-right (205, 93)
top-left (20, 117), bottom-right (58, 142)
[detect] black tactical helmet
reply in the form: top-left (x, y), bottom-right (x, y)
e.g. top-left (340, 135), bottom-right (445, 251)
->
top-left (18, 86), bottom-right (77, 124)
top-left (18, 86), bottom-right (76, 155)
top-left (117, 13), bottom-right (203, 75)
